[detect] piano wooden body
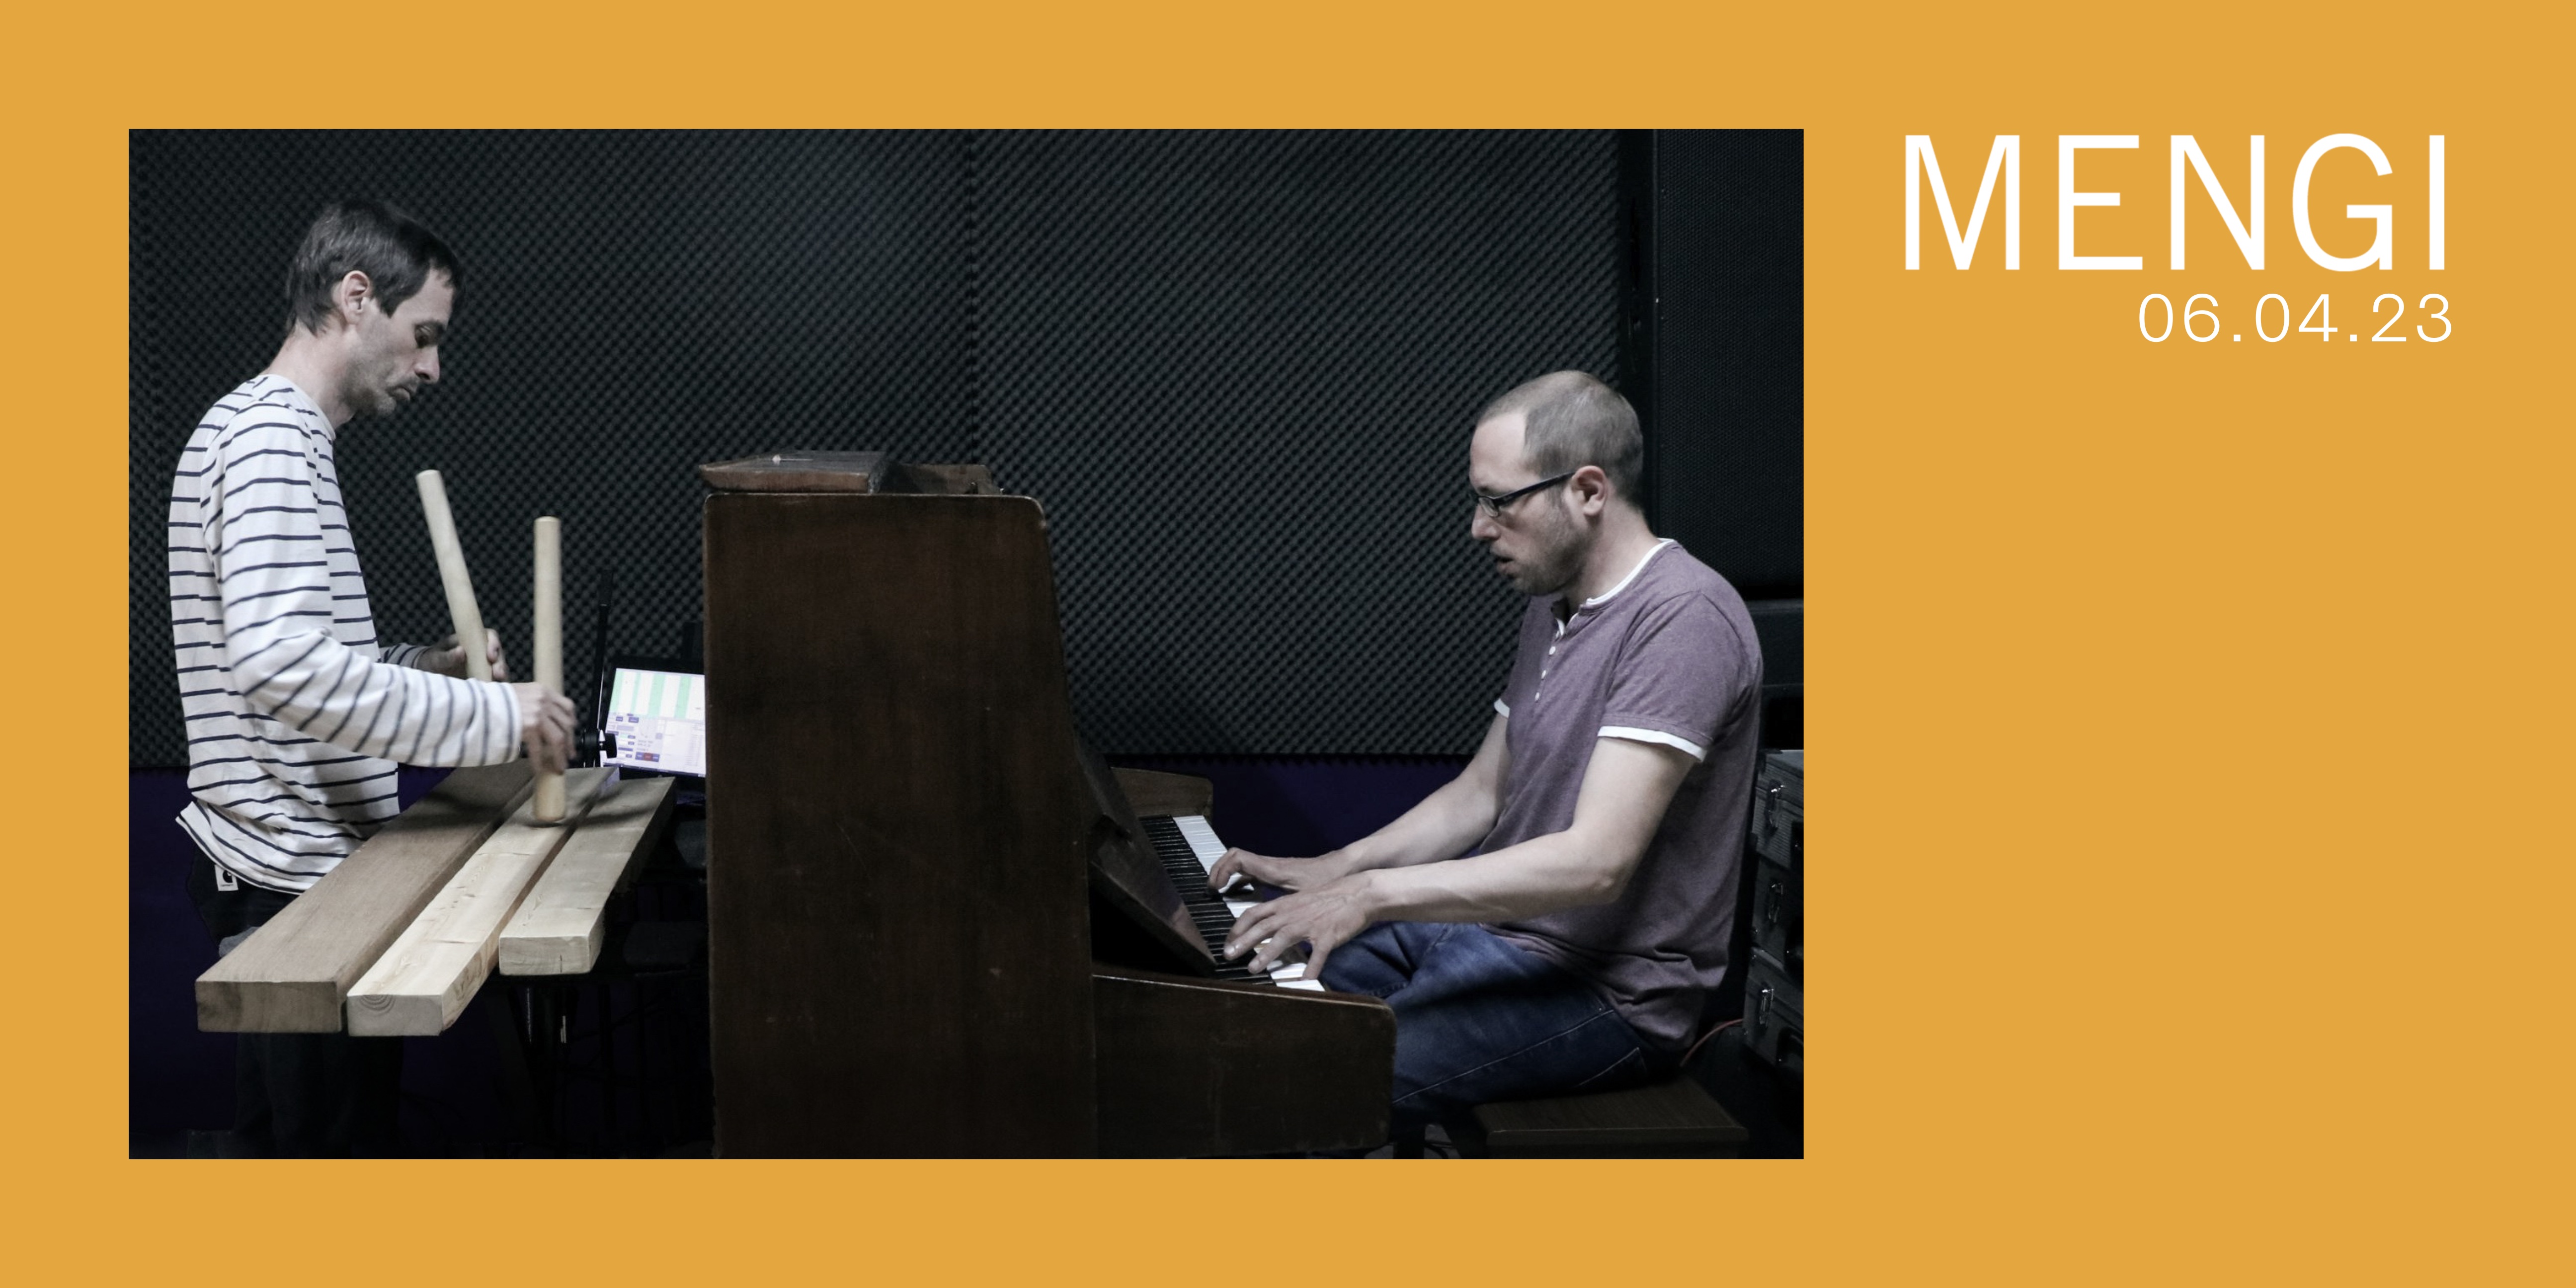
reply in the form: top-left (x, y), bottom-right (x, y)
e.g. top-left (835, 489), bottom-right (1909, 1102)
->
top-left (700, 454), bottom-right (1395, 1157)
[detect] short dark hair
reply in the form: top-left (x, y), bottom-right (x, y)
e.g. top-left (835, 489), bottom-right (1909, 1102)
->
top-left (1474, 370), bottom-right (1644, 503)
top-left (283, 199), bottom-right (462, 335)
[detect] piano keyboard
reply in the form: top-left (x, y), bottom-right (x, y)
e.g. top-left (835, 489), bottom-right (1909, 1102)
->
top-left (1142, 814), bottom-right (1326, 990)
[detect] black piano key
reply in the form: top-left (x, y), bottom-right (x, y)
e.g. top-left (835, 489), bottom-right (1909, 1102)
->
top-left (1144, 815), bottom-right (1285, 985)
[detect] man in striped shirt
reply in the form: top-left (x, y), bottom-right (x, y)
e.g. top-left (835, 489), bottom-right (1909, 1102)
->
top-left (166, 199), bottom-right (574, 1154)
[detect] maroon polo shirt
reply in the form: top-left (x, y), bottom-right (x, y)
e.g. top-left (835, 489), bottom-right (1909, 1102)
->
top-left (1484, 540), bottom-right (1764, 1050)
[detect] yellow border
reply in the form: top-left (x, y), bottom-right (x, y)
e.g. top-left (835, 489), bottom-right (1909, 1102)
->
top-left (13, 2), bottom-right (2573, 1281)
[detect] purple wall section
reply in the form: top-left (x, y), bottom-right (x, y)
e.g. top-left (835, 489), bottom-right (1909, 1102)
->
top-left (1106, 755), bottom-right (1471, 860)
top-left (129, 756), bottom-right (1467, 1144)
top-left (130, 768), bottom-right (233, 1134)
top-left (133, 767), bottom-right (523, 1145)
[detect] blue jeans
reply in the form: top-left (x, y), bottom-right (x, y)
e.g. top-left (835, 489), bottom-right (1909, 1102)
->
top-left (1319, 921), bottom-right (1667, 1136)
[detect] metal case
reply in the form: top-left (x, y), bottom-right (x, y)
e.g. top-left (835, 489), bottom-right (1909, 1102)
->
top-left (1744, 750), bottom-right (1804, 1076)
top-left (1744, 951), bottom-right (1804, 1080)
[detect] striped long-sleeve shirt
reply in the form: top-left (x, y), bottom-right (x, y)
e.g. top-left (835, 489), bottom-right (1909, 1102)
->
top-left (168, 374), bottom-right (523, 892)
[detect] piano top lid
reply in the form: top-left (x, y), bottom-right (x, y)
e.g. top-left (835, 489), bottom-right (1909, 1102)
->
top-left (699, 451), bottom-right (890, 493)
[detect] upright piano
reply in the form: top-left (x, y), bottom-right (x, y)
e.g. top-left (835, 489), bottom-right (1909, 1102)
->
top-left (700, 453), bottom-right (1396, 1156)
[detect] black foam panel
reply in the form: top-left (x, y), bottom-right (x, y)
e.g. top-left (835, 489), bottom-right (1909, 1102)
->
top-left (1626, 130), bottom-right (1805, 602)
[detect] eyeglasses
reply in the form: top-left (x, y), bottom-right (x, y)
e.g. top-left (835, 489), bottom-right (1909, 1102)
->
top-left (1471, 471), bottom-right (1576, 518)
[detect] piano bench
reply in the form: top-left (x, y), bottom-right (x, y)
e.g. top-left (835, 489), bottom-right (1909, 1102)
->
top-left (1451, 1075), bottom-right (1750, 1158)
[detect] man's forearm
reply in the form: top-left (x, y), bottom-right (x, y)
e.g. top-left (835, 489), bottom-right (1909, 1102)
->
top-left (1349, 831), bottom-right (1622, 925)
top-left (1341, 738), bottom-right (1691, 923)
top-left (1219, 738), bottom-right (1689, 977)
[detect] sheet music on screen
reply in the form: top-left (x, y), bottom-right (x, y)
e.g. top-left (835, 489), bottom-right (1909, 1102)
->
top-left (605, 665), bottom-right (708, 778)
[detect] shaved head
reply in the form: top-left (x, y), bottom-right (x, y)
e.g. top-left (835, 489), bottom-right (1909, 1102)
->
top-left (1472, 371), bottom-right (1643, 506)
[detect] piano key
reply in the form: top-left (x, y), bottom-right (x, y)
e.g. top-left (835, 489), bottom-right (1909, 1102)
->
top-left (1175, 814), bottom-right (1250, 889)
top-left (1142, 813), bottom-right (1323, 991)
top-left (1173, 815), bottom-right (1225, 867)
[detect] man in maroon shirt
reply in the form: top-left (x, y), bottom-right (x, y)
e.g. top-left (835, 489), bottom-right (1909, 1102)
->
top-left (1212, 370), bottom-right (1764, 1134)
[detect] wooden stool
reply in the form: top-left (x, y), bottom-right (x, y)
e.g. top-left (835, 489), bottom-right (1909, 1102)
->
top-left (1453, 1074), bottom-right (1748, 1158)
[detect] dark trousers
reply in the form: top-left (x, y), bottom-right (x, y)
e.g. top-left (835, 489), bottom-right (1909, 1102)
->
top-left (187, 860), bottom-right (403, 1157)
top-left (1319, 921), bottom-right (1671, 1135)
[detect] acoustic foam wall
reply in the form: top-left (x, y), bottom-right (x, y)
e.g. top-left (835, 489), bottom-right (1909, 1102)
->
top-left (1630, 129), bottom-right (1804, 603)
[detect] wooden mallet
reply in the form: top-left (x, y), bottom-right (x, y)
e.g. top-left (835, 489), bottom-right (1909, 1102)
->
top-left (415, 470), bottom-right (491, 682)
top-left (531, 515), bottom-right (566, 823)
top-left (420, 472), bottom-right (570, 823)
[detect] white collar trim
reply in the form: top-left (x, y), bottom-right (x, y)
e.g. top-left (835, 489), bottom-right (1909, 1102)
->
top-left (1580, 539), bottom-right (1675, 610)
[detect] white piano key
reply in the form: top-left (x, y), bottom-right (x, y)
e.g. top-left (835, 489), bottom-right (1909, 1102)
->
top-left (1179, 814), bottom-right (1255, 892)
top-left (1173, 812), bottom-right (1314, 990)
top-left (1174, 815), bottom-right (1226, 869)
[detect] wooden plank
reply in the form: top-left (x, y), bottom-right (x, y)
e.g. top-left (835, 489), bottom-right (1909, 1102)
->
top-left (496, 776), bottom-right (677, 976)
top-left (195, 761), bottom-right (534, 1033)
top-left (344, 768), bottom-right (613, 1036)
top-left (1111, 767), bottom-right (1214, 821)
